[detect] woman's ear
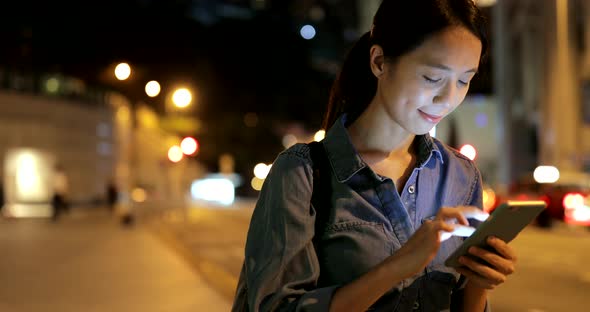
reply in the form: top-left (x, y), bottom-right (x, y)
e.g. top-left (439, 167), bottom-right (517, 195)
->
top-left (370, 44), bottom-right (385, 78)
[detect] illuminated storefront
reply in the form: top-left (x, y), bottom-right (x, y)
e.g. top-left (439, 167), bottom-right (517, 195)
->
top-left (3, 149), bottom-right (54, 217)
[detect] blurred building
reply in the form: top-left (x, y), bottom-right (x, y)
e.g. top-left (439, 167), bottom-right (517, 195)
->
top-left (493, 0), bottom-right (590, 186)
top-left (0, 71), bottom-right (203, 217)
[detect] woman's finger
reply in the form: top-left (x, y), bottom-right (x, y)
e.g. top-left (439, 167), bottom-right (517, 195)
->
top-left (468, 247), bottom-right (515, 275)
top-left (429, 219), bottom-right (455, 233)
top-left (455, 267), bottom-right (496, 290)
top-left (436, 207), bottom-right (469, 225)
top-left (459, 208), bottom-right (490, 221)
top-left (486, 236), bottom-right (517, 262)
top-left (437, 206), bottom-right (489, 225)
top-left (458, 256), bottom-right (506, 285)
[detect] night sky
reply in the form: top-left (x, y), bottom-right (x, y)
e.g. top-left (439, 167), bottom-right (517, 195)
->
top-left (4, 1), bottom-right (337, 108)
top-left (1, 1), bottom-right (345, 191)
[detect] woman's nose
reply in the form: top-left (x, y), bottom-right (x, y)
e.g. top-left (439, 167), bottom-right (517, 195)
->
top-left (432, 82), bottom-right (455, 108)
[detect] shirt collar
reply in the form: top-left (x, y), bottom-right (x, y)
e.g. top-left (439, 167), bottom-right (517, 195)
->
top-left (321, 115), bottom-right (443, 183)
top-left (415, 133), bottom-right (444, 168)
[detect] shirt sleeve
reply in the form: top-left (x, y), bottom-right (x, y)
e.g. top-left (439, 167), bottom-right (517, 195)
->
top-left (244, 148), bottom-right (339, 311)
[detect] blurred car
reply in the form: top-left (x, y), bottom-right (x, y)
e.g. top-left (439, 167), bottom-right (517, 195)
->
top-left (544, 171), bottom-right (590, 227)
top-left (490, 170), bottom-right (590, 228)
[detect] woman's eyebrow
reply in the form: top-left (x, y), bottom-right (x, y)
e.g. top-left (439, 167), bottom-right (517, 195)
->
top-left (425, 63), bottom-right (478, 74)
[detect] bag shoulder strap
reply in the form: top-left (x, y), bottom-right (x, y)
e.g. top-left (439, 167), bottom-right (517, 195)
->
top-left (307, 141), bottom-right (332, 247)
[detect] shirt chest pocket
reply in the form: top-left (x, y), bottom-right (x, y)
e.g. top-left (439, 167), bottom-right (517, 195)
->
top-left (318, 221), bottom-right (393, 285)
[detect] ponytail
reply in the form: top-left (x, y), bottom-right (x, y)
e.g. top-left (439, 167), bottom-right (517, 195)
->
top-left (322, 32), bottom-right (376, 130)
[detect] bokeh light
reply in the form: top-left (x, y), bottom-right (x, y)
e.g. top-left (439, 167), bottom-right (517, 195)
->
top-left (459, 144), bottom-right (477, 160)
top-left (300, 25), bottom-right (316, 40)
top-left (114, 63), bottom-right (131, 80)
top-left (46, 78), bottom-right (60, 93)
top-left (251, 177), bottom-right (264, 191)
top-left (282, 134), bottom-right (297, 149)
top-left (244, 112), bottom-right (259, 127)
top-left (172, 88), bottom-right (192, 108)
top-left (314, 130), bottom-right (325, 142)
top-left (145, 81), bottom-right (161, 97)
top-left (131, 188), bottom-right (147, 203)
top-left (253, 163), bottom-right (272, 179)
top-left (168, 145), bottom-right (183, 163)
top-left (475, 112), bottom-right (488, 128)
top-left (181, 137), bottom-right (198, 155)
top-left (533, 166), bottom-right (560, 183)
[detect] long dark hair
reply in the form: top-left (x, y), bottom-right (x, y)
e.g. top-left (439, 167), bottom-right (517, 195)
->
top-left (322, 0), bottom-right (488, 130)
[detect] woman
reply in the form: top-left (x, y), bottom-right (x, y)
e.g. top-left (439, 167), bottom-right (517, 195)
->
top-left (234, 0), bottom-right (516, 311)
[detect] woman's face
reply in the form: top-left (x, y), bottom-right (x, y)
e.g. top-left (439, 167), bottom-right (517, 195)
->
top-left (372, 26), bottom-right (482, 135)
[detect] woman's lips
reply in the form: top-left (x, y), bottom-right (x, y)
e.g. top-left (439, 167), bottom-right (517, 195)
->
top-left (418, 110), bottom-right (443, 123)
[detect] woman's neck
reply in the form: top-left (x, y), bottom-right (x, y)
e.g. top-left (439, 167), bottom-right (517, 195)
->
top-left (347, 107), bottom-right (415, 162)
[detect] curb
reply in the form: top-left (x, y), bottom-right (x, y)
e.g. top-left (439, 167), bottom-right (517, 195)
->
top-left (147, 219), bottom-right (238, 303)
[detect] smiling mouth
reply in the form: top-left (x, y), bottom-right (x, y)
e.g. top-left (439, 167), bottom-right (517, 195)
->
top-left (418, 110), bottom-right (443, 123)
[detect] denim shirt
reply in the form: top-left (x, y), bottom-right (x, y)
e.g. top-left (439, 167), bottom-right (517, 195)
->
top-left (240, 117), bottom-right (488, 312)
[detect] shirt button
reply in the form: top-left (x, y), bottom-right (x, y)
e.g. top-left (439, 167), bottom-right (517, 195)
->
top-left (408, 185), bottom-right (415, 194)
top-left (413, 301), bottom-right (420, 310)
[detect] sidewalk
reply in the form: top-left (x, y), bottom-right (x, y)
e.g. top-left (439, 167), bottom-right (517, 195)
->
top-left (0, 208), bottom-right (231, 312)
top-left (147, 198), bottom-right (256, 302)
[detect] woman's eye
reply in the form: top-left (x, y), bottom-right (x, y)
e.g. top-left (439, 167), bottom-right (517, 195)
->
top-left (423, 76), bottom-right (441, 83)
top-left (458, 80), bottom-right (469, 86)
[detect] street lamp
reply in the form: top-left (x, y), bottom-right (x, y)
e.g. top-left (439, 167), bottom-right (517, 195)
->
top-left (114, 63), bottom-right (131, 81)
top-left (172, 88), bottom-right (192, 108)
top-left (145, 81), bottom-right (161, 97)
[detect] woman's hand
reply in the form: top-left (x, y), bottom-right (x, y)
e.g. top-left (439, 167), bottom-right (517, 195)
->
top-left (455, 236), bottom-right (517, 289)
top-left (392, 206), bottom-right (484, 278)
top-left (329, 206), bottom-right (483, 312)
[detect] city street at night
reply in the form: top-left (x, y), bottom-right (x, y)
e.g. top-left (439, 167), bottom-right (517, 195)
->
top-left (1, 0), bottom-right (590, 310)
top-left (1, 202), bottom-right (590, 311)
top-left (156, 202), bottom-right (590, 312)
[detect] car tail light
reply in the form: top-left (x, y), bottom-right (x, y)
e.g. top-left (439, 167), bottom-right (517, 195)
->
top-left (563, 193), bottom-right (590, 225)
top-left (563, 193), bottom-right (584, 210)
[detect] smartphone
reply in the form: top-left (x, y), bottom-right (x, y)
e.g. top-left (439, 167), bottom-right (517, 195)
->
top-left (445, 200), bottom-right (547, 268)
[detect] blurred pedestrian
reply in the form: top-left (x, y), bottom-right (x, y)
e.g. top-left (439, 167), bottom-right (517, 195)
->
top-left (0, 182), bottom-right (4, 217)
top-left (233, 1), bottom-right (518, 311)
top-left (51, 164), bottom-right (69, 222)
top-left (106, 179), bottom-right (119, 214)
